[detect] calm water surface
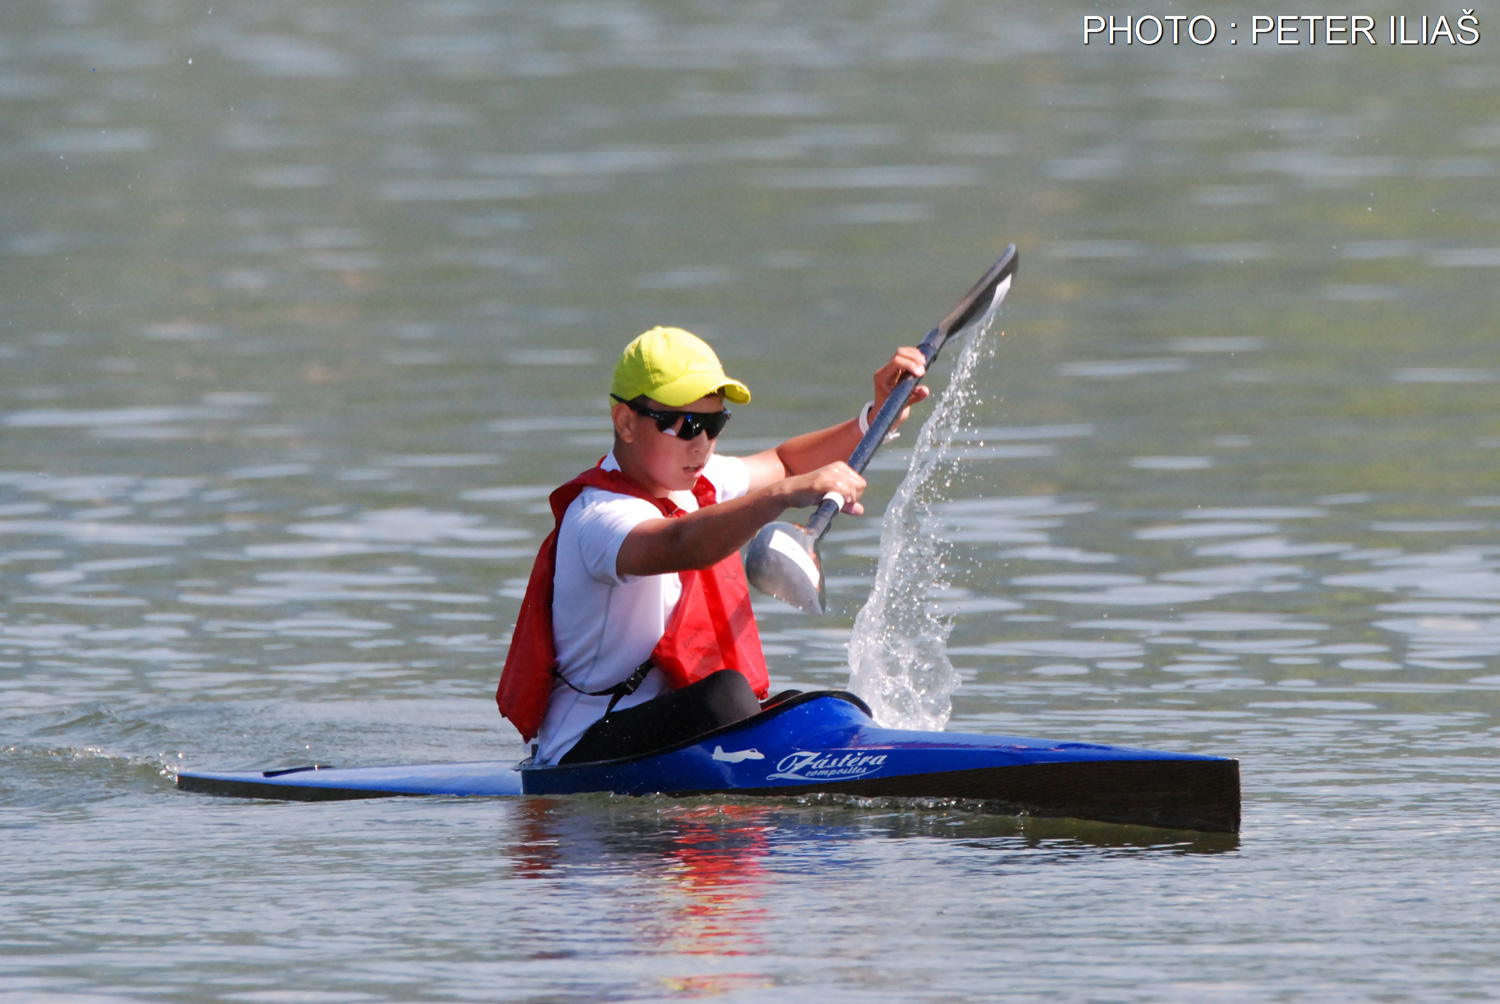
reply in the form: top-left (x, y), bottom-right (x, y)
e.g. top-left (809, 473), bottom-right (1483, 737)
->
top-left (4, 1), bottom-right (1500, 1001)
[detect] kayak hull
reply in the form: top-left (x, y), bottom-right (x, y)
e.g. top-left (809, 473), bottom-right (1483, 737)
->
top-left (176, 692), bottom-right (1240, 833)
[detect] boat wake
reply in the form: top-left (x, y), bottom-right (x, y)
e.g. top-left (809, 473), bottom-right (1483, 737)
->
top-left (847, 316), bottom-right (999, 730)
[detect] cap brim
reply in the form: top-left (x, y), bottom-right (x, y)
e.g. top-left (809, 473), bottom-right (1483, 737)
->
top-left (651, 373), bottom-right (751, 407)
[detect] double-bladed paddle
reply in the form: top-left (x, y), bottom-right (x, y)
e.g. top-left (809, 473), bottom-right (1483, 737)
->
top-left (743, 245), bottom-right (1019, 614)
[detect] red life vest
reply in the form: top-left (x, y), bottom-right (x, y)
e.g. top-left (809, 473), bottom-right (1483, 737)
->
top-left (495, 465), bottom-right (769, 743)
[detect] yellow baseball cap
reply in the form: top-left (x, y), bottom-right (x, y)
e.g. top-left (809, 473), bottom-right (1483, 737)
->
top-left (609, 326), bottom-right (751, 407)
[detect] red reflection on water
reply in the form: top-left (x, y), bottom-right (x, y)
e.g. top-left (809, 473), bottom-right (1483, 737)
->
top-left (654, 804), bottom-right (774, 997)
top-left (511, 799), bottom-right (776, 996)
top-left (657, 804), bottom-right (771, 956)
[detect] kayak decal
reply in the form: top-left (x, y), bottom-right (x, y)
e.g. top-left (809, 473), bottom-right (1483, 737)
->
top-left (767, 750), bottom-right (888, 782)
top-left (711, 746), bottom-right (765, 763)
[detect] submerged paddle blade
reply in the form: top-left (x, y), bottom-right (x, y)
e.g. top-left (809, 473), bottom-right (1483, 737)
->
top-left (744, 520), bottom-right (825, 614)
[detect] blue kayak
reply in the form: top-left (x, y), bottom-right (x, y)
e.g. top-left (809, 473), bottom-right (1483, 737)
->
top-left (175, 691), bottom-right (1240, 833)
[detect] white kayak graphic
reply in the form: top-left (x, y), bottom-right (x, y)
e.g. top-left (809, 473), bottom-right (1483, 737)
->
top-left (711, 746), bottom-right (765, 763)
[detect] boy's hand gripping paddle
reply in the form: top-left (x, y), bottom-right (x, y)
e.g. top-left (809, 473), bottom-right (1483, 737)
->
top-left (743, 245), bottom-right (1018, 614)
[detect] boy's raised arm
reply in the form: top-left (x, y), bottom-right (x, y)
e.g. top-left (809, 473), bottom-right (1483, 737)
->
top-left (740, 346), bottom-right (930, 490)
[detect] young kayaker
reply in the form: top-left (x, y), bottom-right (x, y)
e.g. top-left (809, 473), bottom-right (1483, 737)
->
top-left (497, 325), bottom-right (930, 765)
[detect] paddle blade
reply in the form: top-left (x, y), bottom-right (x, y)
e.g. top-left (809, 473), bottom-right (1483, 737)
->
top-left (744, 521), bottom-right (825, 614)
top-left (937, 245), bottom-right (1017, 339)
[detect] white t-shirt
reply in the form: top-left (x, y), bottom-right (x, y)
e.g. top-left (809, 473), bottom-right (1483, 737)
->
top-left (532, 450), bottom-right (752, 765)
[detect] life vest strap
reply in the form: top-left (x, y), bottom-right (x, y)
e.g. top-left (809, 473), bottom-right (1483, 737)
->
top-left (552, 659), bottom-right (655, 718)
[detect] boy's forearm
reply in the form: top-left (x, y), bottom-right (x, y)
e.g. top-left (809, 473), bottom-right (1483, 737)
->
top-left (774, 419), bottom-right (864, 476)
top-left (617, 484), bottom-right (796, 577)
top-left (741, 418), bottom-right (862, 490)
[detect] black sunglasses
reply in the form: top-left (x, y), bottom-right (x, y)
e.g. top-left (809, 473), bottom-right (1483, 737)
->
top-left (611, 394), bottom-right (732, 440)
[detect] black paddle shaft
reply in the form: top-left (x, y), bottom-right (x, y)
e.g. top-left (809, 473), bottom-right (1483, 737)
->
top-left (802, 246), bottom-right (1018, 540)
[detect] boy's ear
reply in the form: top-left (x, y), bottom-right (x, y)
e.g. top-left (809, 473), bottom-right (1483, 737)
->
top-left (611, 402), bottom-right (636, 444)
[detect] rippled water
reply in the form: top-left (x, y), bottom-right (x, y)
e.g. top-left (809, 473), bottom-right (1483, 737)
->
top-left (5, 1), bottom-right (1500, 1001)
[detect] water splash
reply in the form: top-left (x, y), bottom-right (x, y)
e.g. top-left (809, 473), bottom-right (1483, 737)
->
top-left (846, 321), bottom-right (998, 729)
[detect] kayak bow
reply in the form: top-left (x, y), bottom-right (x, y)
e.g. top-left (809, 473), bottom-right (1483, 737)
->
top-left (177, 692), bottom-right (1240, 833)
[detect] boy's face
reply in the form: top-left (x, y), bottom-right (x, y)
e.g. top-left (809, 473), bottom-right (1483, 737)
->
top-left (612, 392), bottom-right (727, 494)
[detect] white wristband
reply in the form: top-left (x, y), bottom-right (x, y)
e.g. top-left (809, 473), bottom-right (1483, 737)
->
top-left (857, 400), bottom-right (899, 441)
